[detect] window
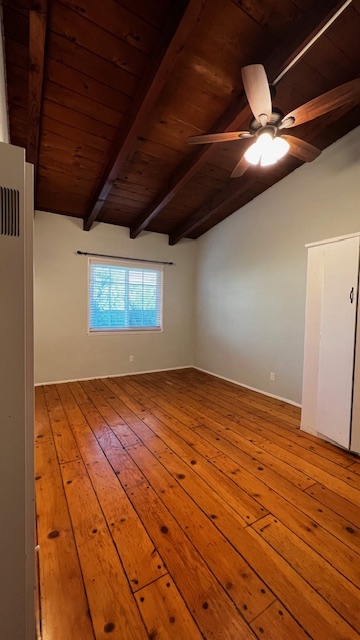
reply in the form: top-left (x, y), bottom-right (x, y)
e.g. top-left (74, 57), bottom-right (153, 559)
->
top-left (88, 258), bottom-right (163, 333)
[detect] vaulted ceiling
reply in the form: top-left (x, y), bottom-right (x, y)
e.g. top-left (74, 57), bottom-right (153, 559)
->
top-left (2, 0), bottom-right (360, 243)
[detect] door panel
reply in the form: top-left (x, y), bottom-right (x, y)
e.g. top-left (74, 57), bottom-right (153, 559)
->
top-left (317, 237), bottom-right (359, 448)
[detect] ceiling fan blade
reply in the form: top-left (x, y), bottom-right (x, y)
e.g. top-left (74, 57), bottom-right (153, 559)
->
top-left (281, 78), bottom-right (360, 128)
top-left (187, 131), bottom-right (250, 145)
top-left (283, 135), bottom-right (321, 162)
top-left (241, 64), bottom-right (272, 125)
top-left (231, 153), bottom-right (250, 178)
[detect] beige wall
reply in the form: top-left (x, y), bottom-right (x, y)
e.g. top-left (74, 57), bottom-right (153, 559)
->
top-left (194, 126), bottom-right (360, 405)
top-left (34, 212), bottom-right (195, 384)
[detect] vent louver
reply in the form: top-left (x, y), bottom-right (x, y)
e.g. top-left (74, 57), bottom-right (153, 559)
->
top-left (0, 187), bottom-right (20, 237)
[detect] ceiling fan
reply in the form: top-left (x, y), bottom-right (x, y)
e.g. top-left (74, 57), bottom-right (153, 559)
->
top-left (187, 65), bottom-right (360, 178)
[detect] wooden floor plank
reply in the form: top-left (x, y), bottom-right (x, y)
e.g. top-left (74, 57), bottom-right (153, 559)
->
top-left (107, 376), bottom-right (223, 459)
top-left (127, 482), bottom-right (257, 640)
top-left (132, 373), bottom-right (230, 427)
top-left (198, 421), bottom-right (315, 490)
top-left (162, 370), bottom-right (356, 467)
top-left (250, 600), bottom-right (310, 640)
top-left (197, 410), bottom-right (360, 496)
top-left (146, 434), bottom-right (268, 523)
top-left (57, 384), bottom-right (167, 592)
top-left (35, 389), bottom-right (94, 640)
top-left (79, 380), bottom-right (129, 428)
top-left (348, 461), bottom-right (360, 474)
top-left (147, 372), bottom-right (257, 428)
top-left (258, 438), bottom-right (360, 494)
top-left (244, 410), bottom-right (357, 465)
top-left (35, 369), bottom-right (360, 639)
top-left (305, 482), bottom-right (360, 528)
top-left (126, 442), bottom-right (275, 622)
top-left (99, 432), bottom-right (147, 490)
top-left (69, 382), bottom-right (138, 449)
top-left (138, 374), bottom-right (274, 446)
top-left (196, 425), bottom-right (360, 556)
top-left (80, 453), bottom-right (167, 592)
top-left (67, 380), bottom-right (91, 405)
top-left (170, 372), bottom-right (301, 432)
top-left (188, 401), bottom-right (355, 480)
top-left (64, 384), bottom-right (147, 489)
top-left (170, 370), bottom-right (301, 428)
top-left (176, 370), bottom-right (300, 420)
top-left (61, 459), bottom-right (148, 640)
top-left (252, 514), bottom-right (360, 632)
top-left (43, 385), bottom-right (81, 464)
top-left (243, 525), bottom-right (359, 640)
top-left (55, 384), bottom-right (107, 464)
top-left (91, 378), bottom-right (158, 443)
top-left (35, 386), bottom-right (53, 440)
top-left (184, 369), bottom-right (302, 419)
top-left (148, 437), bottom-right (251, 529)
top-left (135, 575), bottom-right (203, 639)
top-left (80, 380), bottom-right (142, 448)
top-left (211, 454), bottom-right (360, 587)
top-left (116, 376), bottom-right (203, 428)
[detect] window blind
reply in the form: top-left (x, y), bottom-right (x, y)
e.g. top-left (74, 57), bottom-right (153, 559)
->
top-left (89, 258), bottom-right (163, 333)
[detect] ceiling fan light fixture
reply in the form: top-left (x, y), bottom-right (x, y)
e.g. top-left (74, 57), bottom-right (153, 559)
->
top-left (260, 147), bottom-right (277, 166)
top-left (272, 135), bottom-right (290, 160)
top-left (190, 65), bottom-right (357, 181)
top-left (244, 132), bottom-right (273, 165)
top-left (244, 142), bottom-right (261, 165)
top-left (245, 132), bottom-right (290, 167)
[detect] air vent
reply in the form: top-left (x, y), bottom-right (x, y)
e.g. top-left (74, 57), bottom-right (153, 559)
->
top-left (0, 187), bottom-right (20, 237)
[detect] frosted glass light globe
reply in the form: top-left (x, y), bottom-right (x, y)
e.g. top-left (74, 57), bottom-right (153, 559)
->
top-left (244, 133), bottom-right (273, 165)
top-left (244, 132), bottom-right (290, 167)
top-left (272, 136), bottom-right (290, 160)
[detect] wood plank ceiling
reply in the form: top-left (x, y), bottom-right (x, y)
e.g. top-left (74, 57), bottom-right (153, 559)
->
top-left (2, 0), bottom-right (360, 243)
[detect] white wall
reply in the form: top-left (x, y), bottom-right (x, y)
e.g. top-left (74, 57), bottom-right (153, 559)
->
top-left (195, 126), bottom-right (360, 405)
top-left (34, 212), bottom-right (195, 384)
top-left (0, 8), bottom-right (9, 143)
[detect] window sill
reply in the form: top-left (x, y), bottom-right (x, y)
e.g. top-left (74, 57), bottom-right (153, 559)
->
top-left (87, 328), bottom-right (163, 336)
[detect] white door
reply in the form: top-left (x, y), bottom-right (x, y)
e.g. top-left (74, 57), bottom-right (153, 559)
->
top-left (317, 237), bottom-right (359, 448)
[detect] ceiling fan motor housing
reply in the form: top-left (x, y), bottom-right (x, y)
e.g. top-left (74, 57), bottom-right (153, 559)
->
top-left (249, 108), bottom-right (284, 136)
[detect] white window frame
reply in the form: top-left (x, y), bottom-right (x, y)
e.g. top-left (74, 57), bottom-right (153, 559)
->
top-left (87, 257), bottom-right (164, 335)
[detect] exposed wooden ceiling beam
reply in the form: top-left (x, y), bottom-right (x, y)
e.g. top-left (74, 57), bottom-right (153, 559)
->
top-left (27, 0), bottom-right (47, 171)
top-left (169, 176), bottom-right (253, 245)
top-left (83, 0), bottom-right (206, 232)
top-left (130, 0), bottom-right (348, 239)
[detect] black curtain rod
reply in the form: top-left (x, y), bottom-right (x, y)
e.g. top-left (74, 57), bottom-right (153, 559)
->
top-left (76, 251), bottom-right (174, 266)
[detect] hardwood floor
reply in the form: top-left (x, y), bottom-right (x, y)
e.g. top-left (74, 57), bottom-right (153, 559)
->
top-left (35, 368), bottom-right (360, 640)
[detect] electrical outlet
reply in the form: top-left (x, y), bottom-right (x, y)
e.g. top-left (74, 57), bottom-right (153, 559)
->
top-left (270, 372), bottom-right (275, 381)
top-left (129, 355), bottom-right (134, 363)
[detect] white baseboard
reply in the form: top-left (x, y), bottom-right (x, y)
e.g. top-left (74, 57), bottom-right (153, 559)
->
top-left (194, 366), bottom-right (302, 408)
top-left (34, 365), bottom-right (193, 387)
top-left (35, 365), bottom-right (301, 409)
